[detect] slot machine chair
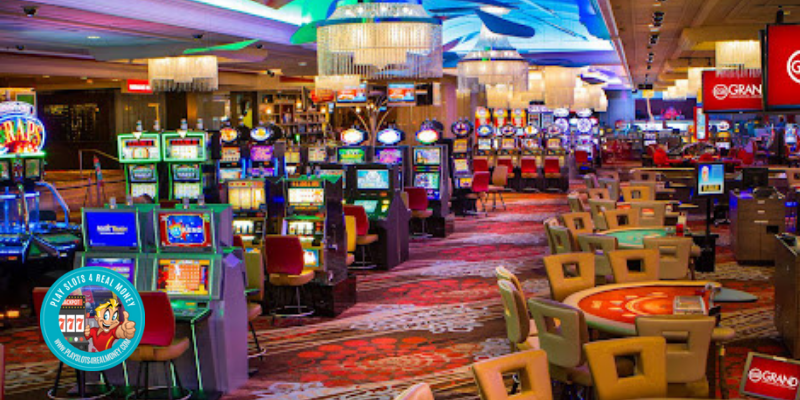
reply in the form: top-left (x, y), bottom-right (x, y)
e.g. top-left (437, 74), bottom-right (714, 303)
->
top-left (473, 158), bottom-right (490, 174)
top-left (519, 158), bottom-right (541, 192)
top-left (343, 205), bottom-right (379, 269)
top-left (345, 216), bottom-right (357, 267)
top-left (466, 172), bottom-right (490, 216)
top-left (488, 165), bottom-right (509, 211)
top-left (263, 236), bottom-right (315, 317)
top-left (575, 150), bottom-right (593, 174)
top-left (404, 187), bottom-right (433, 237)
top-left (33, 287), bottom-right (116, 400)
top-left (128, 292), bottom-right (190, 400)
top-left (237, 235), bottom-right (266, 361)
top-left (543, 158), bottom-right (568, 192)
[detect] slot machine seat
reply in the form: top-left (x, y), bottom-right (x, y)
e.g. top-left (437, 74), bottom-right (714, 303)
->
top-left (128, 292), bottom-right (190, 399)
top-left (345, 216), bottom-right (357, 266)
top-left (241, 236), bottom-right (267, 361)
top-left (404, 187), bottom-right (434, 237)
top-left (343, 206), bottom-right (379, 268)
top-left (544, 158), bottom-right (562, 177)
top-left (263, 236), bottom-right (315, 316)
top-left (496, 158), bottom-right (515, 178)
top-left (473, 158), bottom-right (490, 173)
top-left (466, 172), bottom-right (490, 215)
top-left (520, 158), bottom-right (539, 178)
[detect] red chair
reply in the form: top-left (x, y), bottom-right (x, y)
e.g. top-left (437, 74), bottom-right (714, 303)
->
top-left (128, 292), bottom-right (190, 399)
top-left (404, 187), bottom-right (434, 237)
top-left (698, 153), bottom-right (715, 162)
top-left (575, 150), bottom-right (589, 165)
top-left (496, 158), bottom-right (515, 178)
top-left (543, 158), bottom-right (561, 176)
top-left (739, 149), bottom-right (755, 166)
top-left (263, 235), bottom-right (314, 316)
top-left (466, 172), bottom-right (490, 215)
top-left (519, 158), bottom-right (541, 192)
top-left (343, 205), bottom-right (379, 268)
top-left (473, 158), bottom-right (490, 173)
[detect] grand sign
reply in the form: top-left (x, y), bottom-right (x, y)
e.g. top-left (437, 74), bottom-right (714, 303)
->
top-left (702, 70), bottom-right (762, 113)
top-left (0, 101), bottom-right (46, 156)
top-left (740, 353), bottom-right (800, 400)
top-left (764, 24), bottom-right (800, 110)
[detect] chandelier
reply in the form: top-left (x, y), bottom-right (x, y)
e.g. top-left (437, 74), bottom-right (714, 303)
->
top-left (544, 66), bottom-right (579, 109)
top-left (314, 75), bottom-right (361, 92)
top-left (148, 56), bottom-right (218, 92)
top-left (715, 41), bottom-right (761, 70)
top-left (317, 1), bottom-right (442, 80)
top-left (687, 67), bottom-right (706, 96)
top-left (457, 32), bottom-right (528, 94)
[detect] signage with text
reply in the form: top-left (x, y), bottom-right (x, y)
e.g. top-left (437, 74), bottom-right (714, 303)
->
top-left (741, 353), bottom-right (800, 400)
top-left (765, 24), bottom-right (800, 110)
top-left (125, 80), bottom-right (153, 94)
top-left (703, 70), bottom-right (762, 112)
top-left (697, 163), bottom-right (724, 196)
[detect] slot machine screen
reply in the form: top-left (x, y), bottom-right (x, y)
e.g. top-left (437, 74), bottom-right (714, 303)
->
top-left (478, 138), bottom-right (493, 151)
top-left (251, 145), bottom-right (274, 162)
top-left (414, 172), bottom-right (440, 190)
top-left (174, 183), bottom-right (201, 200)
top-left (228, 184), bottom-right (264, 210)
top-left (285, 165), bottom-right (298, 175)
top-left (502, 138), bottom-right (516, 150)
top-left (84, 210), bottom-right (140, 250)
top-left (288, 188), bottom-right (324, 206)
top-left (453, 159), bottom-right (470, 174)
top-left (166, 138), bottom-right (201, 160)
top-left (453, 139), bottom-right (468, 153)
top-left (172, 164), bottom-right (200, 180)
top-left (338, 148), bottom-right (366, 164)
top-left (120, 138), bottom-right (160, 161)
top-left (0, 161), bottom-right (10, 180)
top-left (85, 258), bottom-right (135, 283)
top-left (219, 169), bottom-right (242, 182)
top-left (716, 142), bottom-right (731, 150)
top-left (354, 199), bottom-right (379, 214)
top-left (308, 147), bottom-right (327, 163)
top-left (286, 151), bottom-right (301, 164)
top-left (303, 249), bottom-right (319, 268)
top-left (547, 138), bottom-right (562, 148)
top-left (376, 148), bottom-right (403, 165)
top-left (413, 147), bottom-right (441, 165)
top-left (157, 211), bottom-right (214, 250)
top-left (128, 164), bottom-right (156, 182)
top-left (156, 258), bottom-right (210, 297)
top-left (221, 147), bottom-right (241, 162)
top-left (131, 183), bottom-right (157, 199)
top-left (356, 169), bottom-right (390, 190)
top-left (25, 159), bottom-right (41, 179)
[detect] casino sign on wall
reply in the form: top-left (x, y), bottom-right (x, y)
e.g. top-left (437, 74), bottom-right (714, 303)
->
top-left (0, 101), bottom-right (46, 156)
top-left (702, 70), bottom-right (762, 113)
top-left (764, 24), bottom-right (800, 110)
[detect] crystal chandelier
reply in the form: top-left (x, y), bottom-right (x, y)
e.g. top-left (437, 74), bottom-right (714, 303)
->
top-left (715, 41), bottom-right (761, 70)
top-left (687, 67), bottom-right (706, 96)
top-left (314, 75), bottom-right (361, 92)
top-left (317, 1), bottom-right (442, 80)
top-left (544, 66), bottom-right (579, 109)
top-left (457, 32), bottom-right (529, 94)
top-left (148, 56), bottom-right (218, 92)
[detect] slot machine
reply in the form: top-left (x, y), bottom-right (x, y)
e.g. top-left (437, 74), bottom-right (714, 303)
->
top-left (227, 179), bottom-right (266, 247)
top-left (161, 130), bottom-right (208, 202)
top-left (337, 128), bottom-right (369, 166)
top-left (575, 109), bottom-right (595, 173)
top-left (117, 131), bottom-right (161, 200)
top-left (346, 163), bottom-right (410, 268)
top-left (217, 126), bottom-right (246, 184)
top-left (519, 125), bottom-right (543, 191)
top-left (716, 120), bottom-right (734, 153)
top-left (284, 145), bottom-right (303, 177)
top-left (375, 126), bottom-right (411, 188)
top-left (543, 124), bottom-right (569, 192)
top-left (247, 125), bottom-right (284, 178)
top-left (451, 119), bottom-right (473, 189)
top-left (473, 107), bottom-right (493, 173)
top-left (412, 129), bottom-right (452, 237)
top-left (306, 144), bottom-right (330, 171)
top-left (496, 124), bottom-right (518, 187)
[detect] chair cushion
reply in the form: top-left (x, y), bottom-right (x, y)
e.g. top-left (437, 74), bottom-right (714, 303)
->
top-left (347, 253), bottom-right (355, 266)
top-left (517, 336), bottom-right (540, 351)
top-left (269, 269), bottom-right (315, 286)
top-left (521, 173), bottom-right (539, 178)
top-left (411, 209), bottom-right (433, 219)
top-left (129, 337), bottom-right (190, 362)
top-left (711, 327), bottom-right (736, 342)
top-left (357, 234), bottom-right (379, 246)
top-left (488, 185), bottom-right (504, 192)
top-left (545, 173), bottom-right (562, 178)
top-left (248, 302), bottom-right (262, 322)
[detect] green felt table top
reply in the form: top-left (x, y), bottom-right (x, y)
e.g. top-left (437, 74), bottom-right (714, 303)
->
top-left (603, 228), bottom-right (669, 247)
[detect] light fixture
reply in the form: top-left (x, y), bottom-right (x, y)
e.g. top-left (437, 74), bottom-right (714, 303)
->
top-left (316, 1), bottom-right (442, 80)
top-left (87, 36), bottom-right (100, 40)
top-left (148, 55), bottom-right (218, 92)
top-left (457, 30), bottom-right (528, 97)
top-left (715, 41), bottom-right (761, 70)
top-left (314, 75), bottom-right (360, 92)
top-left (544, 66), bottom-right (580, 109)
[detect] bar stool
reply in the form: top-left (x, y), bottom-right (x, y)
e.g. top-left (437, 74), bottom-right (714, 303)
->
top-left (263, 235), bottom-right (315, 317)
top-left (128, 292), bottom-right (190, 400)
top-left (404, 187), bottom-right (433, 237)
top-left (343, 205), bottom-right (379, 268)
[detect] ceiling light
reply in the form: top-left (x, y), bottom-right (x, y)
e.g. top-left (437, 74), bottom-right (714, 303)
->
top-left (299, 62), bottom-right (307, 67)
top-left (87, 36), bottom-right (100, 40)
top-left (42, 75), bottom-right (50, 78)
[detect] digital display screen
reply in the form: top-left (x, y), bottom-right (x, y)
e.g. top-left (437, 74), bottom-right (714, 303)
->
top-left (354, 199), bottom-right (379, 214)
top-left (288, 188), bottom-right (324, 205)
top-left (338, 148), bottom-right (366, 164)
top-left (716, 142), bottom-right (731, 150)
top-left (228, 182), bottom-right (265, 210)
top-left (697, 163), bottom-right (724, 196)
top-left (221, 147), bottom-right (241, 162)
top-left (157, 259), bottom-right (210, 297)
top-left (318, 169), bottom-right (345, 188)
top-left (336, 84), bottom-right (367, 103)
top-left (286, 151), bottom-right (301, 164)
top-left (388, 83), bottom-right (415, 103)
top-left (308, 147), bottom-right (327, 163)
top-left (376, 148), bottom-right (403, 165)
top-left (303, 249), bottom-right (319, 268)
top-left (219, 169), bottom-right (242, 182)
top-left (85, 258), bottom-right (135, 283)
top-left (414, 172), bottom-right (440, 190)
top-left (454, 159), bottom-right (470, 174)
top-left (25, 159), bottom-right (40, 179)
top-left (131, 183), bottom-right (157, 199)
top-left (0, 161), bottom-right (10, 180)
top-left (172, 164), bottom-right (200, 180)
top-left (502, 138), bottom-right (516, 149)
top-left (413, 147), bottom-right (441, 165)
top-left (166, 138), bottom-right (202, 160)
top-left (478, 138), bottom-right (493, 150)
top-left (128, 164), bottom-right (156, 182)
top-left (174, 183), bottom-right (202, 200)
top-left (547, 138), bottom-right (562, 148)
top-left (85, 211), bottom-right (139, 249)
top-left (453, 139), bottom-right (468, 153)
top-left (120, 138), bottom-right (159, 161)
top-left (251, 145), bottom-right (273, 162)
top-left (158, 212), bottom-right (213, 249)
top-left (285, 165), bottom-right (298, 175)
top-left (357, 169), bottom-right (390, 190)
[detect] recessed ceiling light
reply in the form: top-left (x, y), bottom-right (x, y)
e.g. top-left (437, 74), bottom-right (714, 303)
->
top-left (112, 79), bottom-right (119, 82)
top-left (299, 62), bottom-right (307, 67)
top-left (87, 36), bottom-right (100, 40)
top-left (42, 75), bottom-right (50, 78)
top-left (80, 76), bottom-right (88, 80)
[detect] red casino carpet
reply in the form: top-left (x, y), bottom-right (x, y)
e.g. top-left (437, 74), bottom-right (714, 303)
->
top-left (0, 191), bottom-right (785, 400)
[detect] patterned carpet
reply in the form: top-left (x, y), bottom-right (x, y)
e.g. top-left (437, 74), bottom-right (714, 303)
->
top-left (1, 191), bottom-right (788, 400)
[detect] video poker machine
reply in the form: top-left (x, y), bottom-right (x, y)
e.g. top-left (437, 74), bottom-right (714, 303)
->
top-left (412, 130), bottom-right (452, 237)
top-left (117, 132), bottom-right (161, 200)
top-left (346, 164), bottom-right (410, 269)
top-left (284, 146), bottom-right (304, 177)
top-left (338, 128), bottom-right (369, 166)
top-left (217, 126), bottom-right (246, 184)
top-left (306, 144), bottom-right (330, 170)
top-left (451, 119), bottom-right (473, 190)
top-left (375, 126), bottom-right (410, 188)
top-left (247, 125), bottom-right (284, 178)
top-left (162, 131), bottom-right (208, 202)
top-left (227, 179), bottom-right (266, 247)
top-left (519, 125), bottom-right (544, 191)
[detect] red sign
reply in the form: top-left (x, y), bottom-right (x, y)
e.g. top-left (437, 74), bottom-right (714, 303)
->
top-left (126, 79), bottom-right (152, 94)
top-left (311, 89), bottom-right (334, 103)
top-left (702, 70), bottom-right (762, 112)
top-left (741, 353), bottom-right (800, 400)
top-left (765, 24), bottom-right (800, 110)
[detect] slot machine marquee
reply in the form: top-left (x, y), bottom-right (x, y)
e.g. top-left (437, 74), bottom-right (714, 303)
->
top-left (218, 127), bottom-right (244, 183)
top-left (117, 132), bottom-right (161, 200)
top-left (162, 131), bottom-right (207, 202)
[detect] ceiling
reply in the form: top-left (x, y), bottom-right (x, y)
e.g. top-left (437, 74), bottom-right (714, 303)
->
top-left (609, 0), bottom-right (800, 90)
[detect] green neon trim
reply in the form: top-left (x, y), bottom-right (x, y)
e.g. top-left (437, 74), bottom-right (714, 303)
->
top-left (184, 39), bottom-right (259, 54)
top-left (191, 322), bottom-right (204, 391)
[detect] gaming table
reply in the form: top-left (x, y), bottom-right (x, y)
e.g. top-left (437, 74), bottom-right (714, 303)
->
top-left (601, 227), bottom-right (671, 249)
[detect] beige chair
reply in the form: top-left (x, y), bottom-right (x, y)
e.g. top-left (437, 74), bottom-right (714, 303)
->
top-left (786, 168), bottom-right (800, 189)
top-left (568, 194), bottom-right (586, 212)
top-left (577, 233), bottom-right (618, 281)
top-left (629, 201), bottom-right (667, 227)
top-left (598, 170), bottom-right (621, 181)
top-left (588, 199), bottom-right (617, 231)
top-left (496, 267), bottom-right (540, 337)
top-left (543, 218), bottom-right (561, 254)
top-left (472, 349), bottom-right (553, 400)
top-left (603, 208), bottom-right (640, 230)
top-left (584, 337), bottom-right (668, 400)
top-left (393, 383), bottom-right (434, 400)
top-left (644, 236), bottom-right (693, 280)
top-left (599, 178), bottom-right (621, 201)
top-left (345, 216), bottom-right (357, 266)
top-left (608, 249), bottom-right (660, 283)
top-left (588, 188), bottom-right (611, 200)
top-left (562, 212), bottom-right (594, 247)
top-left (621, 185), bottom-right (654, 202)
top-left (498, 280), bottom-right (539, 352)
top-left (528, 298), bottom-right (592, 388)
top-left (543, 252), bottom-right (595, 302)
top-left (584, 173), bottom-right (599, 189)
top-left (636, 316), bottom-right (716, 398)
top-left (488, 165), bottom-right (509, 211)
top-left (244, 249), bottom-right (266, 359)
top-left (630, 170), bottom-right (660, 182)
top-left (548, 225), bottom-right (574, 254)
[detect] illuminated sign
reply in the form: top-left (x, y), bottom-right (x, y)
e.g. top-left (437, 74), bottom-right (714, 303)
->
top-left (577, 118), bottom-right (593, 134)
top-left (694, 107), bottom-right (708, 141)
top-left (765, 24), bottom-right (800, 110)
top-left (703, 70), bottom-right (762, 113)
top-left (499, 125), bottom-right (516, 137)
top-left (576, 109), bottom-right (592, 118)
top-left (524, 125), bottom-right (539, 135)
top-left (125, 79), bottom-right (153, 94)
top-left (740, 353), bottom-right (800, 400)
top-left (0, 101), bottom-right (46, 156)
top-left (493, 108), bottom-right (508, 127)
top-left (718, 120), bottom-right (731, 132)
top-left (553, 108), bottom-right (570, 118)
top-left (697, 163), bottom-right (724, 196)
top-left (451, 120), bottom-right (472, 137)
top-left (416, 129), bottom-right (439, 145)
top-left (377, 128), bottom-right (402, 145)
top-left (341, 128), bottom-right (366, 145)
top-left (475, 107), bottom-right (491, 127)
top-left (387, 83), bottom-right (415, 104)
top-left (477, 125), bottom-right (494, 137)
top-left (250, 126), bottom-right (272, 142)
top-left (220, 127), bottom-right (238, 143)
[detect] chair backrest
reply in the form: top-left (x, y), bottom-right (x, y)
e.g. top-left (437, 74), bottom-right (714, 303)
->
top-left (608, 249), bottom-right (660, 283)
top-left (474, 158), bottom-right (490, 173)
top-left (631, 170), bottom-right (659, 182)
top-left (404, 187), bottom-right (430, 211)
top-left (561, 212), bottom-right (594, 239)
top-left (543, 218), bottom-right (561, 254)
top-left (495, 266), bottom-right (523, 294)
top-left (584, 337), bottom-right (668, 400)
top-left (264, 235), bottom-right (305, 276)
top-left (567, 194), bottom-right (585, 212)
top-left (584, 173), bottom-right (599, 189)
top-left (33, 287), bottom-right (48, 342)
top-left (543, 252), bottom-right (595, 302)
top-left (492, 165), bottom-right (509, 186)
top-left (139, 291), bottom-right (177, 347)
top-left (521, 158), bottom-right (538, 174)
top-left (393, 383), bottom-right (434, 400)
top-left (588, 188), bottom-right (611, 200)
top-left (498, 280), bottom-right (531, 348)
top-left (577, 233), bottom-right (618, 276)
top-left (621, 185), bottom-right (654, 202)
top-left (343, 204), bottom-right (371, 235)
top-left (588, 199), bottom-right (617, 218)
top-left (548, 225), bottom-right (574, 254)
top-left (245, 249), bottom-right (265, 302)
top-left (472, 350), bottom-right (553, 400)
top-left (575, 150), bottom-right (590, 164)
top-left (629, 201), bottom-right (667, 227)
top-left (472, 172), bottom-right (491, 193)
top-left (598, 178), bottom-right (620, 201)
top-left (544, 158), bottom-right (561, 174)
top-left (635, 316), bottom-right (715, 384)
top-left (528, 298), bottom-right (588, 369)
top-left (345, 215), bottom-right (358, 253)
top-left (786, 168), bottom-right (800, 187)
top-left (598, 170), bottom-right (620, 181)
top-left (604, 208), bottom-right (640, 230)
top-left (643, 236), bottom-right (692, 280)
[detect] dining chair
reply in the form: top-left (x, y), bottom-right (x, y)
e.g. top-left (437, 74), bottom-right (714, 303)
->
top-left (589, 199), bottom-right (618, 231)
top-left (584, 337), bottom-right (668, 400)
top-left (543, 252), bottom-right (595, 302)
top-left (548, 225), bottom-right (574, 254)
top-left (608, 249), bottom-right (660, 283)
top-left (498, 280), bottom-right (540, 352)
top-left (603, 209), bottom-right (640, 230)
top-left (577, 233), bottom-right (618, 282)
top-left (471, 350), bottom-right (552, 400)
top-left (562, 212), bottom-right (594, 247)
top-left (621, 185), bottom-right (654, 202)
top-left (598, 178), bottom-right (620, 201)
top-left (643, 236), bottom-right (693, 280)
top-left (543, 218), bottom-right (561, 254)
top-left (588, 188), bottom-right (611, 200)
top-left (567, 193), bottom-right (586, 212)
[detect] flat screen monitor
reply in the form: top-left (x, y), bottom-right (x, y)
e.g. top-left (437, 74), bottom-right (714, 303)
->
top-left (375, 148), bottom-right (403, 165)
top-left (85, 257), bottom-right (135, 283)
top-left (156, 258), bottom-right (210, 297)
top-left (387, 83), bottom-right (415, 104)
top-left (228, 184), bottom-right (265, 210)
top-left (174, 182), bottom-right (202, 200)
top-left (157, 211), bottom-right (214, 250)
top-left (172, 164), bottom-right (200, 180)
top-left (453, 139), bottom-right (469, 153)
top-left (336, 84), bottom-right (367, 104)
top-left (84, 210), bottom-right (139, 251)
top-left (414, 172), bottom-right (440, 190)
top-left (285, 151), bottom-right (301, 164)
top-left (166, 138), bottom-right (202, 160)
top-left (131, 183), bottom-right (157, 199)
top-left (354, 199), bottom-right (379, 214)
top-left (502, 138), bottom-right (516, 150)
top-left (303, 249), bottom-right (319, 268)
top-left (356, 169), bottom-right (390, 190)
top-left (288, 187), bottom-right (325, 206)
top-left (454, 159), bottom-right (470, 174)
top-left (413, 147), bottom-right (441, 165)
top-left (697, 163), bottom-right (725, 196)
top-left (251, 145), bottom-right (273, 162)
top-left (478, 138), bottom-right (493, 151)
top-left (25, 159), bottom-right (41, 179)
top-left (221, 147), bottom-right (241, 162)
top-left (739, 352), bottom-right (800, 400)
top-left (743, 167), bottom-right (770, 188)
top-left (308, 147), bottom-right (327, 163)
top-left (338, 148), bottom-right (366, 164)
